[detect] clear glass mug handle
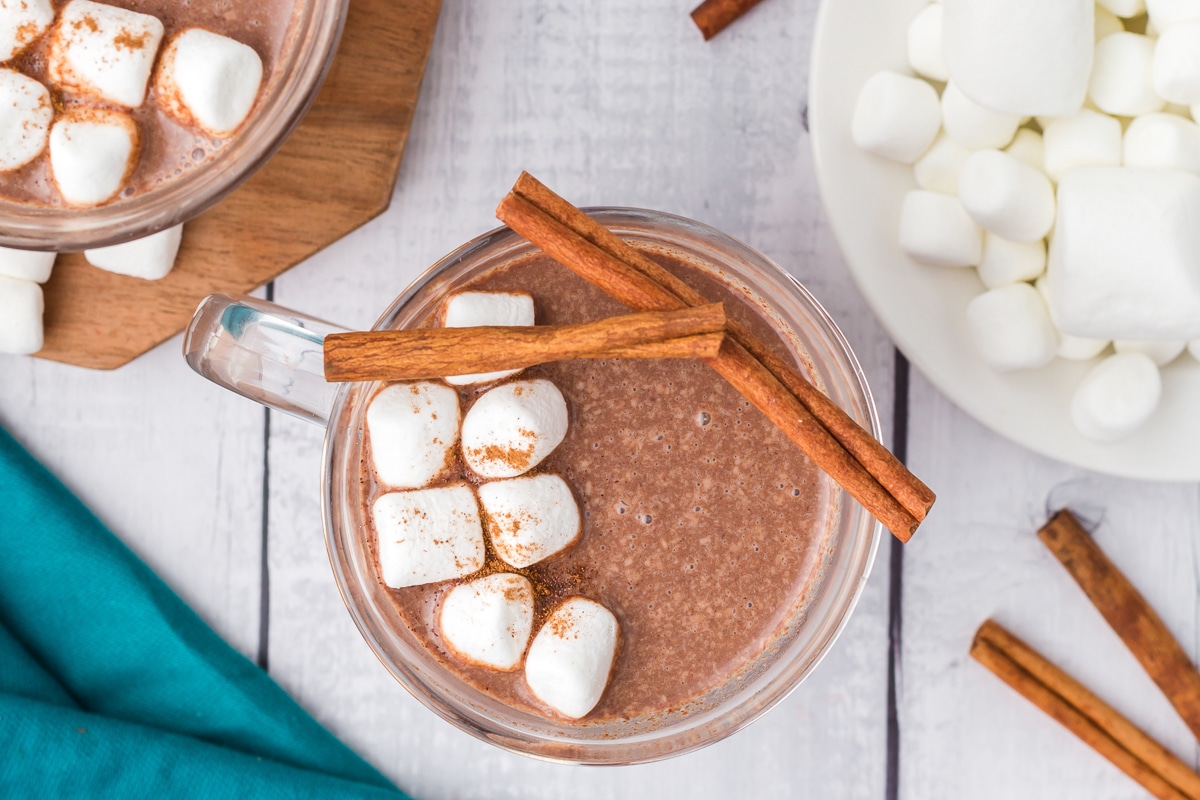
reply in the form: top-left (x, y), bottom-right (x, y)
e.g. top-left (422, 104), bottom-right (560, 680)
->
top-left (183, 293), bottom-right (348, 426)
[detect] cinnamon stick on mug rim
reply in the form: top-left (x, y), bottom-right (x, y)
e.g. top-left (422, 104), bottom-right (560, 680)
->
top-left (323, 303), bottom-right (726, 383)
top-left (691, 0), bottom-right (768, 40)
top-left (507, 172), bottom-right (935, 527)
top-left (1038, 509), bottom-right (1200, 743)
top-left (496, 172), bottom-right (934, 542)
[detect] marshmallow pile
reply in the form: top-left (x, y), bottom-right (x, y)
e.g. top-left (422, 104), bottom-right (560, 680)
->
top-left (0, 0), bottom-right (264, 208)
top-left (851, 0), bottom-right (1200, 442)
top-left (367, 290), bottom-right (617, 719)
top-left (0, 223), bottom-right (186, 355)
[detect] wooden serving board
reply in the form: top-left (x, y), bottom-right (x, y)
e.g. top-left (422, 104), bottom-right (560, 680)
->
top-left (36, 0), bottom-right (443, 370)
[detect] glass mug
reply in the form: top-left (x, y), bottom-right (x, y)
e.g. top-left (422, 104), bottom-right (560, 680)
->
top-left (183, 209), bottom-right (883, 764)
top-left (0, 0), bottom-right (348, 251)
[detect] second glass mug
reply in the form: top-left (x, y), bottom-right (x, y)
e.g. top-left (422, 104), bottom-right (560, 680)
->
top-left (183, 208), bottom-right (883, 764)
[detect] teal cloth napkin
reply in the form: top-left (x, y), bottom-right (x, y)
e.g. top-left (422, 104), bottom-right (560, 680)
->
top-left (0, 425), bottom-right (409, 799)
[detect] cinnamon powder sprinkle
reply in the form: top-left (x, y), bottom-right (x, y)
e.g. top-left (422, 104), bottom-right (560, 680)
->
top-left (113, 29), bottom-right (151, 51)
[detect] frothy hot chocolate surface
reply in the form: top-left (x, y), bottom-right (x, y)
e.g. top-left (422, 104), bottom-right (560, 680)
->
top-left (360, 250), bottom-right (835, 723)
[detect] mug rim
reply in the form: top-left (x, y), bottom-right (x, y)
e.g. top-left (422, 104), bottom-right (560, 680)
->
top-left (0, 0), bottom-right (348, 251)
top-left (320, 208), bottom-right (884, 764)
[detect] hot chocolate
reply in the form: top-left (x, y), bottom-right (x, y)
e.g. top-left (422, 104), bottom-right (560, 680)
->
top-left (358, 248), bottom-right (834, 723)
top-left (0, 0), bottom-right (297, 207)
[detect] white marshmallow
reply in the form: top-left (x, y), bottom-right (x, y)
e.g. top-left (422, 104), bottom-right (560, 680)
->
top-left (1071, 353), bottom-right (1162, 441)
top-left (1060, 334), bottom-right (1112, 360)
top-left (941, 82), bottom-right (1022, 150)
top-left (1095, 4), bottom-right (1125, 39)
top-left (977, 234), bottom-right (1046, 289)
top-left (899, 190), bottom-right (982, 267)
top-left (84, 225), bottom-right (183, 281)
top-left (1113, 339), bottom-right (1186, 364)
top-left (1036, 275), bottom-right (1110, 359)
top-left (1194, 103), bottom-right (1200, 121)
top-left (156, 28), bottom-right (264, 137)
top-left (1089, 33), bottom-right (1165, 116)
top-left (0, 247), bottom-right (55, 283)
top-left (0, 276), bottom-right (43, 355)
top-left (48, 110), bottom-right (138, 207)
top-left (1042, 109), bottom-right (1123, 181)
top-left (851, 71), bottom-right (941, 163)
top-left (1147, 0), bottom-right (1200, 29)
top-left (1098, 0), bottom-right (1144, 17)
top-left (958, 149), bottom-right (1056, 243)
top-left (439, 573), bottom-right (534, 671)
top-left (442, 290), bottom-right (536, 385)
top-left (1005, 129), bottom-right (1046, 173)
top-left (1189, 339), bottom-right (1200, 360)
top-left (0, 69), bottom-right (52, 172)
top-left (942, 0), bottom-right (1093, 116)
top-left (1048, 167), bottom-right (1200, 340)
top-left (1153, 23), bottom-right (1200, 105)
top-left (478, 474), bottom-right (581, 568)
top-left (373, 484), bottom-right (484, 589)
top-left (966, 283), bottom-right (1058, 371)
top-left (907, 5), bottom-right (949, 82)
top-left (367, 382), bottom-right (461, 490)
top-left (914, 133), bottom-right (972, 194)
top-left (524, 598), bottom-right (619, 719)
top-left (0, 0), bottom-right (53, 61)
top-left (461, 379), bottom-right (569, 479)
top-left (1123, 113), bottom-right (1200, 173)
top-left (48, 0), bottom-right (164, 108)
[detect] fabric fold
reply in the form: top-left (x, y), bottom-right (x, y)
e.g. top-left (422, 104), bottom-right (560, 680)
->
top-left (0, 425), bottom-right (405, 798)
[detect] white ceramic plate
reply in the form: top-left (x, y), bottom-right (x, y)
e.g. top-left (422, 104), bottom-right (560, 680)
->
top-left (809, 0), bottom-right (1200, 481)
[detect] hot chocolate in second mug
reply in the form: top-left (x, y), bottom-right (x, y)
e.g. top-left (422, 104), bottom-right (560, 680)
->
top-left (183, 208), bottom-right (883, 764)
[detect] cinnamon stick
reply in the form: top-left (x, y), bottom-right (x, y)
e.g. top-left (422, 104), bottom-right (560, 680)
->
top-left (510, 172), bottom-right (935, 526)
top-left (972, 620), bottom-right (1200, 800)
top-left (498, 172), bottom-right (934, 541)
top-left (691, 0), bottom-right (767, 40)
top-left (1039, 510), bottom-right (1200, 742)
top-left (323, 304), bottom-right (726, 382)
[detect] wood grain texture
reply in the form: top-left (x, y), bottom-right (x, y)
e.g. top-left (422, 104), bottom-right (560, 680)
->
top-left (264, 0), bottom-right (896, 796)
top-left (34, 0), bottom-right (442, 370)
top-left (901, 372), bottom-right (1200, 799)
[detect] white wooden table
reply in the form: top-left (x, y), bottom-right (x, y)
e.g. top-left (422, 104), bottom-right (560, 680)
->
top-left (3, 1), bottom-right (1198, 797)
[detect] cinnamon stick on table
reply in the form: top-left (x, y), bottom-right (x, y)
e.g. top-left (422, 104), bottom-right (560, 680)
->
top-left (691, 0), bottom-right (767, 40)
top-left (972, 619), bottom-right (1200, 800)
top-left (1039, 509), bottom-right (1200, 742)
top-left (323, 303), bottom-right (726, 383)
top-left (496, 172), bottom-right (935, 542)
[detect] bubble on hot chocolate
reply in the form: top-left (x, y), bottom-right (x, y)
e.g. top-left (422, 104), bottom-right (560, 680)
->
top-left (373, 483), bottom-right (485, 589)
top-left (438, 573), bottom-right (534, 671)
top-left (156, 28), bottom-right (264, 138)
top-left (460, 379), bottom-right (568, 479)
top-left (48, 0), bottom-right (165, 109)
top-left (477, 473), bottom-right (581, 568)
top-left (367, 381), bottom-right (461, 490)
top-left (524, 597), bottom-right (620, 719)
